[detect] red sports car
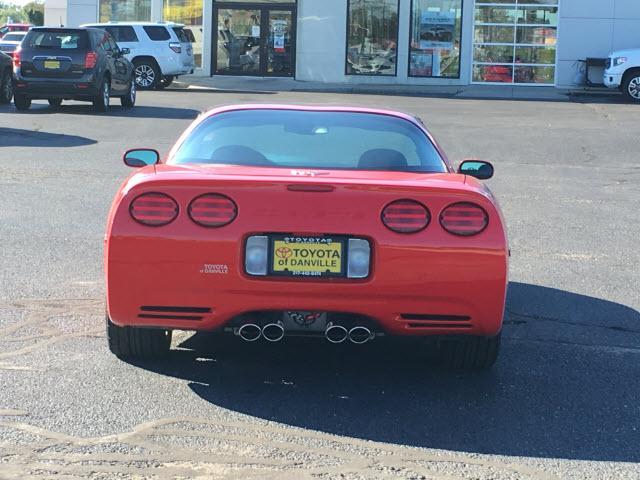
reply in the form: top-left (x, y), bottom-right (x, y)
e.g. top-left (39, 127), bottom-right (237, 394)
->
top-left (105, 105), bottom-right (508, 370)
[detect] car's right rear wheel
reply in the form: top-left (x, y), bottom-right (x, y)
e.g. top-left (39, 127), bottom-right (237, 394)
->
top-left (622, 70), bottom-right (640, 103)
top-left (93, 79), bottom-right (110, 113)
top-left (133, 59), bottom-right (159, 90)
top-left (437, 333), bottom-right (501, 370)
top-left (0, 70), bottom-right (13, 104)
top-left (120, 78), bottom-right (136, 108)
top-left (106, 315), bottom-right (172, 359)
top-left (13, 93), bottom-right (31, 111)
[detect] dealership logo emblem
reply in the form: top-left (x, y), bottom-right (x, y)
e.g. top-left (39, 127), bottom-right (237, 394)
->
top-left (276, 247), bottom-right (293, 259)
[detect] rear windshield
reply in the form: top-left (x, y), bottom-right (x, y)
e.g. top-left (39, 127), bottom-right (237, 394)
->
top-left (24, 30), bottom-right (88, 49)
top-left (170, 110), bottom-right (446, 173)
top-left (2, 33), bottom-right (25, 41)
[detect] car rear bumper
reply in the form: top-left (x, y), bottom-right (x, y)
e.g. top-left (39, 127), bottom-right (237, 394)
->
top-left (13, 73), bottom-right (100, 98)
top-left (106, 237), bottom-right (508, 338)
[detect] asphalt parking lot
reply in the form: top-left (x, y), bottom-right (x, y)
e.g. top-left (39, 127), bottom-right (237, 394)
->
top-left (0, 90), bottom-right (639, 479)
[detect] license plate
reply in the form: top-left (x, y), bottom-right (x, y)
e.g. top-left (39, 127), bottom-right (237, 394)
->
top-left (44, 60), bottom-right (60, 69)
top-left (271, 236), bottom-right (345, 277)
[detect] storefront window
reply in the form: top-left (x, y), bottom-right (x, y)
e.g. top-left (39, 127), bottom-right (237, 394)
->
top-left (409, 0), bottom-right (463, 78)
top-left (164, 0), bottom-right (203, 68)
top-left (473, 0), bottom-right (558, 84)
top-left (99, 0), bottom-right (151, 22)
top-left (346, 0), bottom-right (399, 76)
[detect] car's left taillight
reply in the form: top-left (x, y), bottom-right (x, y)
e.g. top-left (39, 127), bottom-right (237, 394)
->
top-left (129, 192), bottom-right (179, 226)
top-left (12, 48), bottom-right (20, 69)
top-left (84, 51), bottom-right (97, 69)
top-left (169, 42), bottom-right (181, 54)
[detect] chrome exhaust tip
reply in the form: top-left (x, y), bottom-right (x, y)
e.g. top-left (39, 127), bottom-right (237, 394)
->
top-left (348, 326), bottom-right (373, 344)
top-left (325, 324), bottom-right (348, 344)
top-left (238, 323), bottom-right (262, 342)
top-left (262, 322), bottom-right (285, 342)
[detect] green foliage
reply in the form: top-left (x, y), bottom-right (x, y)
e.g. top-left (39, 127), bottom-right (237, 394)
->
top-left (0, 1), bottom-right (45, 26)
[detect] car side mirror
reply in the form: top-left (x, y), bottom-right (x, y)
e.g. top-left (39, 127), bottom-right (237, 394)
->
top-left (124, 149), bottom-right (159, 168)
top-left (458, 160), bottom-right (494, 180)
top-left (120, 47), bottom-right (130, 55)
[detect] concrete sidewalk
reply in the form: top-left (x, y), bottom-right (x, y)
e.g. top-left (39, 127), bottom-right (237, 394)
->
top-left (173, 74), bottom-right (621, 102)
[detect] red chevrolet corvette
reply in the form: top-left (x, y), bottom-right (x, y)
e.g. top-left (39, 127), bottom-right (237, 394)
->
top-left (105, 105), bottom-right (508, 369)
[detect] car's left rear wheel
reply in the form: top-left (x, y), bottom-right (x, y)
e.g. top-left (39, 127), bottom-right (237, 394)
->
top-left (106, 315), bottom-right (172, 359)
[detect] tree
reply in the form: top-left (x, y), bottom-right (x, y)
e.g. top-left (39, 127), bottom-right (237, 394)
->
top-left (23, 1), bottom-right (44, 26)
top-left (0, 2), bottom-right (25, 24)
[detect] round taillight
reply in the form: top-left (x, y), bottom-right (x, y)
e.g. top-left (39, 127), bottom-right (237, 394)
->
top-left (129, 192), bottom-right (179, 227)
top-left (188, 193), bottom-right (237, 228)
top-left (440, 202), bottom-right (488, 236)
top-left (381, 199), bottom-right (430, 233)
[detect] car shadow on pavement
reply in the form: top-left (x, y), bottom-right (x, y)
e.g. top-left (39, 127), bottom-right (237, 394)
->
top-left (132, 282), bottom-right (640, 463)
top-left (12, 103), bottom-right (200, 119)
top-left (0, 127), bottom-right (97, 147)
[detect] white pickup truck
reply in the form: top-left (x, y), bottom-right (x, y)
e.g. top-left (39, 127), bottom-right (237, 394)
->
top-left (603, 49), bottom-right (640, 102)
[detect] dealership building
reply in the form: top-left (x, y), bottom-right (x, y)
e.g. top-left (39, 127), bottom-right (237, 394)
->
top-left (44, 0), bottom-right (640, 89)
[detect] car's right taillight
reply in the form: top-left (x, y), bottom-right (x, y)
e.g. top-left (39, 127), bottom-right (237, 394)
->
top-left (188, 193), bottom-right (237, 228)
top-left (12, 48), bottom-right (20, 68)
top-left (84, 51), bottom-right (97, 69)
top-left (439, 202), bottom-right (489, 236)
top-left (129, 192), bottom-right (179, 226)
top-left (169, 42), bottom-right (181, 54)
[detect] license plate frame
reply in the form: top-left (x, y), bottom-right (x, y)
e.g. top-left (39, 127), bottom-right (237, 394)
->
top-left (268, 235), bottom-right (348, 278)
top-left (44, 60), bottom-right (60, 69)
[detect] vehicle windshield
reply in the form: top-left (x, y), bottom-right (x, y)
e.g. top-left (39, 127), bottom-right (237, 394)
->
top-left (24, 30), bottom-right (88, 49)
top-left (170, 110), bottom-right (447, 173)
top-left (2, 33), bottom-right (25, 42)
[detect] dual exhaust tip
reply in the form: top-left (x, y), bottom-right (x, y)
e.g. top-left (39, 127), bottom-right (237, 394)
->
top-left (237, 322), bottom-right (373, 344)
top-left (325, 324), bottom-right (373, 344)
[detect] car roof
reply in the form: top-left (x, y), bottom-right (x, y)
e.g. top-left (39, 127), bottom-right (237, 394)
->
top-left (30, 26), bottom-right (94, 32)
top-left (83, 21), bottom-right (185, 28)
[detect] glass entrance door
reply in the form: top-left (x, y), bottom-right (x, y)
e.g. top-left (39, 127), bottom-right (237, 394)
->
top-left (214, 3), bottom-right (296, 76)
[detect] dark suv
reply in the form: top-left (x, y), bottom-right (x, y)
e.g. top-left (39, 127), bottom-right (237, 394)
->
top-left (13, 27), bottom-right (136, 112)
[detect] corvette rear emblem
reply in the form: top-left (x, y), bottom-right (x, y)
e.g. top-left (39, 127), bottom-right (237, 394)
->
top-left (276, 247), bottom-right (293, 259)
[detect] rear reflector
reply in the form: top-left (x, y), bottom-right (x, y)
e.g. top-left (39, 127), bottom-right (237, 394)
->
top-left (381, 199), bottom-right (430, 233)
top-left (129, 192), bottom-right (179, 226)
top-left (439, 202), bottom-right (488, 236)
top-left (84, 51), bottom-right (97, 69)
top-left (188, 193), bottom-right (237, 228)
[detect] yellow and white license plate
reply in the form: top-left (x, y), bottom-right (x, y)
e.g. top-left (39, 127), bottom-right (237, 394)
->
top-left (44, 60), bottom-right (60, 69)
top-left (271, 236), bottom-right (344, 277)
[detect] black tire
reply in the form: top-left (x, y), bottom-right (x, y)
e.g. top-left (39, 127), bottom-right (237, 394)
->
top-left (156, 75), bottom-right (174, 90)
top-left (0, 69), bottom-right (12, 104)
top-left (48, 98), bottom-right (62, 109)
top-left (133, 59), bottom-right (159, 90)
top-left (120, 78), bottom-right (136, 108)
top-left (93, 78), bottom-right (110, 113)
top-left (106, 315), bottom-right (171, 359)
top-left (14, 93), bottom-right (31, 111)
top-left (438, 333), bottom-right (501, 371)
top-left (621, 69), bottom-right (640, 103)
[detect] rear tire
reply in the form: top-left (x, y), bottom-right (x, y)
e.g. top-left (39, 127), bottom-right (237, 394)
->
top-left (0, 69), bottom-right (12, 104)
top-left (120, 78), bottom-right (136, 108)
top-left (14, 93), bottom-right (30, 111)
top-left (106, 315), bottom-right (171, 359)
top-left (622, 69), bottom-right (640, 103)
top-left (93, 79), bottom-right (110, 113)
top-left (133, 59), bottom-right (159, 90)
top-left (48, 98), bottom-right (62, 109)
top-left (438, 333), bottom-right (501, 371)
top-left (156, 75), bottom-right (174, 90)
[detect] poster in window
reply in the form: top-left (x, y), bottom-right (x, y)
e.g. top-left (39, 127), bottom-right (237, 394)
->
top-left (419, 11), bottom-right (455, 50)
top-left (272, 20), bottom-right (286, 53)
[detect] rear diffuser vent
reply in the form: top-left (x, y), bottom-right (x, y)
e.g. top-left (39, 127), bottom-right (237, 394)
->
top-left (138, 306), bottom-right (212, 321)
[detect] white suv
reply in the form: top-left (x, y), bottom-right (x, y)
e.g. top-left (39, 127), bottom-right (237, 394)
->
top-left (82, 22), bottom-right (195, 90)
top-left (603, 48), bottom-right (640, 103)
